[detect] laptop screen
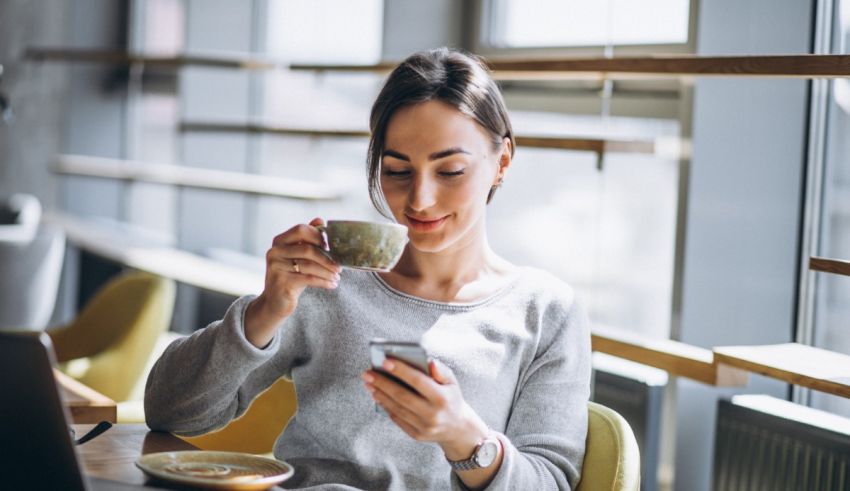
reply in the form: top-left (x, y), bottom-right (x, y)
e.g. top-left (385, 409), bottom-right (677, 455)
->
top-left (0, 331), bottom-right (87, 491)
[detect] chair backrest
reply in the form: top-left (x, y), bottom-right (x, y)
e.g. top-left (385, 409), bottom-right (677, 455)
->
top-left (47, 271), bottom-right (175, 402)
top-left (0, 223), bottom-right (65, 329)
top-left (576, 401), bottom-right (641, 491)
top-left (181, 377), bottom-right (297, 455)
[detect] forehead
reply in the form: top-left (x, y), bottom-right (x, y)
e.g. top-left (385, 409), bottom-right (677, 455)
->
top-left (384, 100), bottom-right (492, 153)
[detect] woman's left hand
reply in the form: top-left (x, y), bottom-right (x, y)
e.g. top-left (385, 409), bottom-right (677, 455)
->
top-left (362, 359), bottom-right (490, 461)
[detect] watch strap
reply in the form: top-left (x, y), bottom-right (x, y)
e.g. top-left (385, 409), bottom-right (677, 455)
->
top-left (447, 454), bottom-right (482, 472)
top-left (446, 436), bottom-right (498, 471)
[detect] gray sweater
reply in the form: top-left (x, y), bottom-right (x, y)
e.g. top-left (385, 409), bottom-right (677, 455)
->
top-left (145, 267), bottom-right (591, 490)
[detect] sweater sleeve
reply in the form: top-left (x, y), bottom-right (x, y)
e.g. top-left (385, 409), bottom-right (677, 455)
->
top-left (144, 295), bottom-right (288, 436)
top-left (453, 294), bottom-right (592, 491)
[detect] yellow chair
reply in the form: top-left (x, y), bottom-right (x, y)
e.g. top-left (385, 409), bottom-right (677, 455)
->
top-left (47, 271), bottom-right (175, 403)
top-left (181, 377), bottom-right (297, 455)
top-left (576, 401), bottom-right (641, 491)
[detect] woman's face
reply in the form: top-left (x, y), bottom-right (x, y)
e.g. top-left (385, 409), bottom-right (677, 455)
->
top-left (380, 100), bottom-right (510, 255)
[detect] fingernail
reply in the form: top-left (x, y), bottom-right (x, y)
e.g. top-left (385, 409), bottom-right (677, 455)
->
top-left (365, 384), bottom-right (375, 393)
top-left (333, 273), bottom-right (340, 282)
top-left (363, 373), bottom-right (374, 383)
top-left (383, 360), bottom-right (395, 371)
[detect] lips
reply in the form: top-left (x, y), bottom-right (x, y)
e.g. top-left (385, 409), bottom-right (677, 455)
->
top-left (405, 214), bottom-right (447, 232)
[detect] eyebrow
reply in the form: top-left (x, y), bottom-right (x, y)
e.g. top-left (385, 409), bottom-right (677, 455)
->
top-left (382, 147), bottom-right (471, 162)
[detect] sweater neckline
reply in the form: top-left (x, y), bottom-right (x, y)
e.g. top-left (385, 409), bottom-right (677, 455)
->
top-left (367, 269), bottom-right (524, 311)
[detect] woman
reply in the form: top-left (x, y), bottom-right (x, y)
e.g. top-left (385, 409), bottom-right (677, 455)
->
top-left (145, 47), bottom-right (591, 490)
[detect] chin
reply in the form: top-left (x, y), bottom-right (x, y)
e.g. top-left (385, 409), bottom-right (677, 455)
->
top-left (406, 231), bottom-right (459, 254)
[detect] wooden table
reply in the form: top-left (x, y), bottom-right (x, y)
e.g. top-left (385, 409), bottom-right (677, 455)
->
top-left (75, 424), bottom-right (197, 486)
top-left (591, 325), bottom-right (748, 386)
top-left (713, 343), bottom-right (850, 398)
top-left (56, 369), bottom-right (117, 423)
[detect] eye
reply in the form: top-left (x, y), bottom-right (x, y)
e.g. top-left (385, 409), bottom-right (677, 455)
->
top-left (383, 168), bottom-right (411, 178)
top-left (439, 170), bottom-right (465, 177)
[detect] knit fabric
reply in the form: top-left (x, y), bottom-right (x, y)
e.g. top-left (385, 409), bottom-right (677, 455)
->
top-left (145, 267), bottom-right (591, 490)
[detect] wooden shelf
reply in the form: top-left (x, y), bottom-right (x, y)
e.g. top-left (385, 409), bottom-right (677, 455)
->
top-left (45, 213), bottom-right (264, 297)
top-left (179, 121), bottom-right (371, 139)
top-left (25, 47), bottom-right (286, 70)
top-left (810, 256), bottom-right (850, 277)
top-left (292, 54), bottom-right (850, 79)
top-left (29, 48), bottom-right (850, 79)
top-left (515, 135), bottom-right (655, 155)
top-left (55, 369), bottom-right (117, 424)
top-left (714, 343), bottom-right (850, 398)
top-left (179, 121), bottom-right (660, 159)
top-left (591, 325), bottom-right (746, 386)
top-left (55, 154), bottom-right (346, 201)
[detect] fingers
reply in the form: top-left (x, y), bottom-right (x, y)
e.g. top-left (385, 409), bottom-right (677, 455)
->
top-left (366, 370), bottom-right (428, 406)
top-left (272, 221), bottom-right (326, 248)
top-left (429, 359), bottom-right (456, 385)
top-left (367, 377), bottom-right (427, 432)
top-left (261, 219), bottom-right (342, 301)
top-left (267, 263), bottom-right (338, 290)
top-left (267, 244), bottom-right (340, 278)
top-left (386, 410), bottom-right (422, 440)
top-left (380, 359), bottom-right (444, 402)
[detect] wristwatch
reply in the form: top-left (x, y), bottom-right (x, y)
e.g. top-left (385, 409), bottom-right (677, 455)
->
top-left (446, 435), bottom-right (500, 471)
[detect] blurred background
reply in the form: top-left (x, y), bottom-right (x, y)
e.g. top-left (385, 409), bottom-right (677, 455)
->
top-left (1, 0), bottom-right (849, 489)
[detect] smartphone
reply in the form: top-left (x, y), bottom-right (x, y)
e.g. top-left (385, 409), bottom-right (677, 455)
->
top-left (369, 339), bottom-right (431, 394)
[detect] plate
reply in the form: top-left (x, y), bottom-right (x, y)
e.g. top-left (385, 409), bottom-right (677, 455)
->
top-left (136, 451), bottom-right (294, 490)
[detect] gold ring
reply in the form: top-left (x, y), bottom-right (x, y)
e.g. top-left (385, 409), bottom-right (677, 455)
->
top-left (291, 259), bottom-right (300, 274)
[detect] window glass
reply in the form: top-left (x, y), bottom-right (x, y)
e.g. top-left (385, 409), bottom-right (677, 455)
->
top-left (491, 0), bottom-right (690, 47)
top-left (126, 0), bottom-right (184, 240)
top-left (810, 0), bottom-right (850, 418)
top-left (142, 0), bottom-right (184, 55)
top-left (266, 0), bottom-right (383, 64)
top-left (255, 0), bottom-right (385, 254)
top-left (489, 112), bottom-right (680, 339)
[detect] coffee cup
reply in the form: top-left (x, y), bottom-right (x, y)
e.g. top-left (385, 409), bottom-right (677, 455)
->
top-left (316, 220), bottom-right (409, 272)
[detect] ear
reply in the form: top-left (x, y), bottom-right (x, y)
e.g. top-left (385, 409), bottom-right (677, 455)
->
top-left (493, 137), bottom-right (512, 184)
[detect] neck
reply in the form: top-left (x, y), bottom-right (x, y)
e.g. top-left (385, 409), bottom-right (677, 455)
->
top-left (393, 220), bottom-right (501, 287)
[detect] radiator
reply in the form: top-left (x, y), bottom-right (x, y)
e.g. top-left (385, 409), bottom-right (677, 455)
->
top-left (714, 395), bottom-right (850, 491)
top-left (592, 352), bottom-right (668, 491)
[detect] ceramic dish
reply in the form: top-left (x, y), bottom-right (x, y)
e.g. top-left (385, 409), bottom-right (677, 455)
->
top-left (136, 451), bottom-right (294, 490)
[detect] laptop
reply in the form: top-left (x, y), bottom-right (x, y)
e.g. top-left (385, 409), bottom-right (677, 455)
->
top-left (0, 331), bottom-right (166, 490)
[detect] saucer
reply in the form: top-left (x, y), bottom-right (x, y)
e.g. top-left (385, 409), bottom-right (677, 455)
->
top-left (136, 451), bottom-right (294, 490)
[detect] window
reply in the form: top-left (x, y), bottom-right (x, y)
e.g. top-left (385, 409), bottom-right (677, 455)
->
top-left (266, 0), bottom-right (383, 64)
top-left (474, 0), bottom-right (690, 340)
top-left (255, 0), bottom-right (387, 254)
top-left (809, 0), bottom-right (850, 419)
top-left (486, 0), bottom-right (691, 48)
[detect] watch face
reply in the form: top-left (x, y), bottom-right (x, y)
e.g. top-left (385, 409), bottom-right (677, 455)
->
top-left (474, 440), bottom-right (499, 468)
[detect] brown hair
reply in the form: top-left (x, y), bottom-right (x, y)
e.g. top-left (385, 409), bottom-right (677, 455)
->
top-left (367, 47), bottom-right (515, 217)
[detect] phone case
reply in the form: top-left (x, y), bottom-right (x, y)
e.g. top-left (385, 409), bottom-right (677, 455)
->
top-left (368, 340), bottom-right (431, 411)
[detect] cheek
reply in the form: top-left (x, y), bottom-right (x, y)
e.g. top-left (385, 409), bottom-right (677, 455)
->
top-left (446, 179), bottom-right (491, 213)
top-left (380, 179), bottom-right (403, 199)
top-left (380, 179), bottom-right (408, 215)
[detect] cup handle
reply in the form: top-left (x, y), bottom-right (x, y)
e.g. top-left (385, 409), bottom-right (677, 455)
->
top-left (313, 225), bottom-right (334, 261)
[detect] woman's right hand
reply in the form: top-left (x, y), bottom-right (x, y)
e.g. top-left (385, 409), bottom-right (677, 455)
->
top-left (244, 218), bottom-right (341, 348)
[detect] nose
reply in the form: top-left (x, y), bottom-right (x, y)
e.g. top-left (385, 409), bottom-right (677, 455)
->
top-left (408, 174), bottom-right (438, 212)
